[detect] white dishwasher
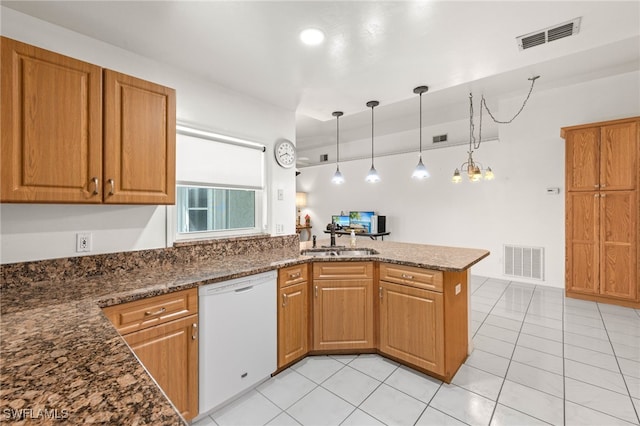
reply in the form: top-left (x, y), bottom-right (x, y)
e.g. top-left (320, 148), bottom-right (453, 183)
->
top-left (198, 270), bottom-right (277, 415)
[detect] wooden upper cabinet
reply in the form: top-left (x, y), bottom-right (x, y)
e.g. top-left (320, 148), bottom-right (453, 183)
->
top-left (103, 70), bottom-right (176, 204)
top-left (1, 37), bottom-right (103, 202)
top-left (0, 37), bottom-right (176, 205)
top-left (565, 127), bottom-right (599, 192)
top-left (601, 122), bottom-right (637, 191)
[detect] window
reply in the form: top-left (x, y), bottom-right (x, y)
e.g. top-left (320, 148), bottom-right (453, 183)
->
top-left (177, 186), bottom-right (257, 233)
top-left (172, 125), bottom-right (266, 241)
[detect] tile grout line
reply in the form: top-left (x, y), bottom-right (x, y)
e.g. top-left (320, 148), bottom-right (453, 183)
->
top-left (486, 281), bottom-right (557, 426)
top-left (595, 302), bottom-right (640, 425)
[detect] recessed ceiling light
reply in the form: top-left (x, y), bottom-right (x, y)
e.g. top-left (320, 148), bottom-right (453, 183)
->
top-left (300, 28), bottom-right (325, 46)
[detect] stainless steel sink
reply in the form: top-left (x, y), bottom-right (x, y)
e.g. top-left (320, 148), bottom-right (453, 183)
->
top-left (301, 248), bottom-right (379, 257)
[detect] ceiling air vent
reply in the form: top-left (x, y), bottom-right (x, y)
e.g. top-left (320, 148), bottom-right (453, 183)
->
top-left (432, 134), bottom-right (448, 143)
top-left (517, 17), bottom-right (581, 51)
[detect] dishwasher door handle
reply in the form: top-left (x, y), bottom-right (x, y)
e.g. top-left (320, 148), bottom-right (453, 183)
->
top-left (234, 285), bottom-right (255, 294)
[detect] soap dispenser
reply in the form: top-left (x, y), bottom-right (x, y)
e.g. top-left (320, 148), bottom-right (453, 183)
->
top-left (350, 229), bottom-right (357, 248)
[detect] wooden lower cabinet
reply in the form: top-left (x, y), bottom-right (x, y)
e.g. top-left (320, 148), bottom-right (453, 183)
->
top-left (379, 281), bottom-right (444, 375)
top-left (103, 288), bottom-right (198, 421)
top-left (277, 264), bottom-right (309, 369)
top-left (276, 261), bottom-right (469, 383)
top-left (124, 315), bottom-right (198, 421)
top-left (312, 262), bottom-right (374, 351)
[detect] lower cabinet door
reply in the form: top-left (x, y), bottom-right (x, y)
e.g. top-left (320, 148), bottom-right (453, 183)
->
top-left (278, 281), bottom-right (309, 368)
top-left (379, 281), bottom-right (444, 375)
top-left (313, 279), bottom-right (374, 351)
top-left (124, 314), bottom-right (198, 421)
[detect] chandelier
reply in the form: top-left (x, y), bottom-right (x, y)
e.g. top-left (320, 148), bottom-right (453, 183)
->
top-left (452, 76), bottom-right (539, 183)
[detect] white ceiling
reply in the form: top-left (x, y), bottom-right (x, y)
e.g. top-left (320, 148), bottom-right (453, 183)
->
top-left (4, 1), bottom-right (639, 150)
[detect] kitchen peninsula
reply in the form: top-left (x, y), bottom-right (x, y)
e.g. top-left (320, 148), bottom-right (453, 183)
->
top-left (0, 236), bottom-right (488, 425)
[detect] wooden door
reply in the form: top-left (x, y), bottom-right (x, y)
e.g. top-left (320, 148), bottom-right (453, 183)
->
top-left (1, 37), bottom-right (103, 202)
top-left (278, 282), bottom-right (309, 368)
top-left (379, 281), bottom-right (444, 375)
top-left (313, 279), bottom-right (374, 351)
top-left (566, 192), bottom-right (600, 295)
top-left (103, 69), bottom-right (176, 204)
top-left (565, 127), bottom-right (600, 192)
top-left (600, 122), bottom-right (637, 191)
top-left (600, 191), bottom-right (637, 300)
top-left (124, 315), bottom-right (198, 421)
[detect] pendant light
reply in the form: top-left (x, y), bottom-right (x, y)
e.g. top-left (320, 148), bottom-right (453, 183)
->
top-left (365, 100), bottom-right (380, 183)
top-left (331, 111), bottom-right (345, 184)
top-left (412, 85), bottom-right (430, 180)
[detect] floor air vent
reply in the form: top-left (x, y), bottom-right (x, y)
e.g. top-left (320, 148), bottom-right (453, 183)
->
top-left (504, 245), bottom-right (544, 280)
top-left (517, 17), bottom-right (581, 51)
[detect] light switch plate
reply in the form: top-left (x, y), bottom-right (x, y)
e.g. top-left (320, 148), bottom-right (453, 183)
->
top-left (277, 189), bottom-right (284, 200)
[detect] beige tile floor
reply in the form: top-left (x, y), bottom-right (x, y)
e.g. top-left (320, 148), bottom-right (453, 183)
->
top-left (193, 276), bottom-right (640, 426)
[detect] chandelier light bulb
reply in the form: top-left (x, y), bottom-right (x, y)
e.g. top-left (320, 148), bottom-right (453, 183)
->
top-left (452, 169), bottom-right (462, 183)
top-left (484, 167), bottom-right (495, 180)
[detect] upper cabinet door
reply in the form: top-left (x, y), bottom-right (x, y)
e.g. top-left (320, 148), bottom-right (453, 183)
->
top-left (103, 69), bottom-right (176, 204)
top-left (601, 122), bottom-right (637, 191)
top-left (1, 37), bottom-right (103, 202)
top-left (565, 127), bottom-right (600, 192)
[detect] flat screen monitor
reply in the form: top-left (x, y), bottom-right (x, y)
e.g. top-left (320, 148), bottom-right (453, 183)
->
top-left (331, 215), bottom-right (350, 228)
top-left (349, 211), bottom-right (374, 233)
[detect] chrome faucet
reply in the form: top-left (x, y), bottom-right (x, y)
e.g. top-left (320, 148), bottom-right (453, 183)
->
top-left (312, 235), bottom-right (317, 248)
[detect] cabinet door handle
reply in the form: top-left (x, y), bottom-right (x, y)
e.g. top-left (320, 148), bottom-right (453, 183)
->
top-left (144, 307), bottom-right (166, 316)
top-left (108, 179), bottom-right (115, 195)
top-left (192, 323), bottom-right (198, 340)
top-left (601, 194), bottom-right (607, 198)
top-left (379, 286), bottom-right (383, 299)
top-left (314, 285), bottom-right (318, 298)
top-left (401, 273), bottom-right (414, 280)
top-left (289, 272), bottom-right (301, 279)
top-left (594, 194), bottom-right (599, 198)
top-left (282, 293), bottom-right (287, 307)
top-left (91, 177), bottom-right (99, 195)
top-left (594, 184), bottom-right (600, 188)
top-left (600, 184), bottom-right (606, 188)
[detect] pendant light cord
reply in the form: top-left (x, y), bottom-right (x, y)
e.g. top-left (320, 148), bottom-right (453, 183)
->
top-left (481, 75), bottom-right (539, 124)
top-left (370, 105), bottom-right (375, 167)
top-left (419, 92), bottom-right (423, 154)
top-left (336, 115), bottom-right (340, 164)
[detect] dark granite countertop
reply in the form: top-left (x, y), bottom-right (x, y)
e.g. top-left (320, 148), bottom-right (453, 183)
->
top-left (0, 240), bottom-right (488, 424)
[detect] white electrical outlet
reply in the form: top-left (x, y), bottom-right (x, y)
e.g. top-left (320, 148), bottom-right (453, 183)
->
top-left (275, 224), bottom-right (284, 234)
top-left (76, 233), bottom-right (92, 253)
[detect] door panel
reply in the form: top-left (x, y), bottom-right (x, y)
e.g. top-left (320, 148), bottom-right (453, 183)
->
top-left (600, 191), bottom-right (637, 300)
top-left (379, 281), bottom-right (444, 375)
top-left (565, 128), bottom-right (599, 191)
top-left (601, 122), bottom-right (637, 191)
top-left (566, 192), bottom-right (600, 294)
top-left (278, 282), bottom-right (308, 367)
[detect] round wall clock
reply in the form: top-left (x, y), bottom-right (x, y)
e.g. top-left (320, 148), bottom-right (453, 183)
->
top-left (274, 139), bottom-right (296, 169)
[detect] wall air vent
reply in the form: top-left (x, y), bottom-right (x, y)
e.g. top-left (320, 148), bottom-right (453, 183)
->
top-left (504, 245), bottom-right (544, 280)
top-left (517, 17), bottom-right (581, 51)
top-left (320, 154), bottom-right (329, 162)
top-left (432, 134), bottom-right (448, 143)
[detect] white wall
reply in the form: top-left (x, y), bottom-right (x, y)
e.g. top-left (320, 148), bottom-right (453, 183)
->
top-left (297, 71), bottom-right (640, 287)
top-left (0, 7), bottom-right (297, 264)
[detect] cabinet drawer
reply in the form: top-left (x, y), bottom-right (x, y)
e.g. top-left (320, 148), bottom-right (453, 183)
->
top-left (103, 288), bottom-right (198, 335)
top-left (313, 262), bottom-right (373, 280)
top-left (279, 264), bottom-right (308, 289)
top-left (380, 263), bottom-right (443, 292)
